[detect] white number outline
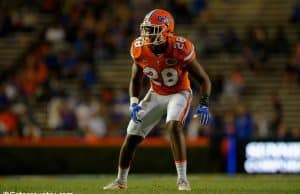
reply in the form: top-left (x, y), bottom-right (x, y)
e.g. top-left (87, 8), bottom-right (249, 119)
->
top-left (173, 37), bottom-right (186, 50)
top-left (143, 67), bottom-right (179, 87)
top-left (134, 38), bottom-right (144, 47)
top-left (161, 68), bottom-right (179, 87)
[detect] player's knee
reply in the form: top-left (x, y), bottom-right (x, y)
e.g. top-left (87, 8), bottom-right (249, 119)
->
top-left (167, 120), bottom-right (183, 134)
top-left (123, 135), bottom-right (144, 150)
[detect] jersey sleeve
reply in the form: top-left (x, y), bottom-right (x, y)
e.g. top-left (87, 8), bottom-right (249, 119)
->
top-left (182, 38), bottom-right (196, 64)
top-left (130, 37), bottom-right (143, 60)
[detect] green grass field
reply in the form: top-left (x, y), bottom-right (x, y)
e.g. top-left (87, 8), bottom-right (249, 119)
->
top-left (1, 174), bottom-right (300, 194)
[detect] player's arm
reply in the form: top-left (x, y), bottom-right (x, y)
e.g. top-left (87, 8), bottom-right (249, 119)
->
top-left (186, 58), bottom-right (211, 104)
top-left (129, 62), bottom-right (143, 103)
top-left (129, 62), bottom-right (144, 123)
top-left (186, 58), bottom-right (212, 126)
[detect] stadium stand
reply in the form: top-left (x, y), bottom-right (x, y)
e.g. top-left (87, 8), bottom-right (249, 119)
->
top-left (0, 0), bottom-right (299, 140)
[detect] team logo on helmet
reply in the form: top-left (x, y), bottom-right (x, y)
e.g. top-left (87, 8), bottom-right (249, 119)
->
top-left (157, 16), bottom-right (173, 24)
top-left (157, 16), bottom-right (166, 22)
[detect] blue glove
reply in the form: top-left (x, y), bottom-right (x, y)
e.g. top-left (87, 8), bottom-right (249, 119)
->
top-left (194, 105), bottom-right (211, 126)
top-left (130, 103), bottom-right (142, 123)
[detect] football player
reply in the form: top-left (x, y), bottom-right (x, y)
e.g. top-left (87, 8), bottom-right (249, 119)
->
top-left (104, 9), bottom-right (211, 191)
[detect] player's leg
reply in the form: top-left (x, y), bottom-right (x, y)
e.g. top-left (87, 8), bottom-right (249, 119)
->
top-left (167, 121), bottom-right (191, 191)
top-left (103, 134), bottom-right (143, 190)
top-left (166, 90), bottom-right (192, 191)
top-left (104, 91), bottom-right (163, 190)
top-left (167, 120), bottom-right (187, 164)
top-left (117, 134), bottom-right (144, 183)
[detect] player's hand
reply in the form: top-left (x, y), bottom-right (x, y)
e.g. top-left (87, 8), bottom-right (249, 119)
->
top-left (130, 103), bottom-right (143, 123)
top-left (193, 105), bottom-right (211, 126)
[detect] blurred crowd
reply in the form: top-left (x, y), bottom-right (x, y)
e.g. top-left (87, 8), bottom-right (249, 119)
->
top-left (0, 0), bottom-right (299, 141)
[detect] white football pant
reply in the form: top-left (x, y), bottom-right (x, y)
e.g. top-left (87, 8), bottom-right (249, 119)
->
top-left (127, 89), bottom-right (192, 137)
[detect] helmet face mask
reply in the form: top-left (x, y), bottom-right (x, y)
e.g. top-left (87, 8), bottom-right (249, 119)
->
top-left (140, 23), bottom-right (166, 45)
top-left (140, 9), bottom-right (174, 46)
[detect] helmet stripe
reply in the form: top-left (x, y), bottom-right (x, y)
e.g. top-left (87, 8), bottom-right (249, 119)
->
top-left (145, 9), bottom-right (157, 22)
